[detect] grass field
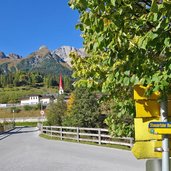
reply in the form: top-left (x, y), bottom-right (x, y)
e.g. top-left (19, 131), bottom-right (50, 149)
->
top-left (15, 122), bottom-right (38, 127)
top-left (0, 107), bottom-right (45, 118)
top-left (0, 86), bottom-right (57, 103)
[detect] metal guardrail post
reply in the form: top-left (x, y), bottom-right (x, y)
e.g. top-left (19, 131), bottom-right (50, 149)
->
top-left (41, 124), bottom-right (43, 133)
top-left (160, 100), bottom-right (169, 171)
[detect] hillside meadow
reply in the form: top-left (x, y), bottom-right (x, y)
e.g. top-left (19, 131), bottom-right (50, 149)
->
top-left (0, 86), bottom-right (57, 103)
top-left (0, 86), bottom-right (55, 119)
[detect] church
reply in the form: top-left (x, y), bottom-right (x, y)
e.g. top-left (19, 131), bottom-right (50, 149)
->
top-left (58, 73), bottom-right (64, 95)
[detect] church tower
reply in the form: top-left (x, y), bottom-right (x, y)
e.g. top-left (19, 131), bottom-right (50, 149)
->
top-left (59, 73), bottom-right (64, 94)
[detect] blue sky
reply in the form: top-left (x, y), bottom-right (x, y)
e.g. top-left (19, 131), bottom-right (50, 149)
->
top-left (0, 0), bottom-right (83, 57)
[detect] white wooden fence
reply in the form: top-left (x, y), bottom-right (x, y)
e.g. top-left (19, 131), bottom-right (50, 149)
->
top-left (42, 126), bottom-right (134, 148)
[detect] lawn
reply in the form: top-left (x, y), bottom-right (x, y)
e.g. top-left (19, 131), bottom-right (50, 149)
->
top-left (0, 86), bottom-right (57, 103)
top-left (0, 107), bottom-right (43, 118)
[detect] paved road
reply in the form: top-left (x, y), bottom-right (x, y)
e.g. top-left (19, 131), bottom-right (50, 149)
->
top-left (0, 127), bottom-right (146, 171)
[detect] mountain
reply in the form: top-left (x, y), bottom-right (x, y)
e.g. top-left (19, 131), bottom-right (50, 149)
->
top-left (52, 46), bottom-right (86, 66)
top-left (0, 52), bottom-right (6, 59)
top-left (0, 46), bottom-right (85, 75)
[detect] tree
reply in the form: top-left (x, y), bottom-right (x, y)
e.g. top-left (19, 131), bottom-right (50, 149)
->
top-left (69, 0), bottom-right (171, 95)
top-left (30, 72), bottom-right (43, 86)
top-left (63, 75), bottom-right (73, 92)
top-left (46, 95), bottom-right (67, 126)
top-left (63, 87), bottom-right (102, 128)
top-left (66, 92), bottom-right (75, 114)
top-left (105, 98), bottom-right (135, 137)
top-left (69, 0), bottom-right (171, 136)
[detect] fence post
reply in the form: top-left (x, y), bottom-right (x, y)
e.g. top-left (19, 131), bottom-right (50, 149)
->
top-left (130, 138), bottom-right (134, 148)
top-left (98, 128), bottom-right (101, 145)
top-left (76, 127), bottom-right (79, 142)
top-left (51, 126), bottom-right (52, 137)
top-left (60, 127), bottom-right (63, 140)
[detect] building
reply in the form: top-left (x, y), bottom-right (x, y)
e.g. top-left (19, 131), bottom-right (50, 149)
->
top-left (20, 94), bottom-right (55, 105)
top-left (59, 73), bottom-right (64, 94)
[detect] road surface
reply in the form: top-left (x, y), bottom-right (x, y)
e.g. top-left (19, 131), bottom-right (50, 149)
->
top-left (0, 127), bottom-right (146, 171)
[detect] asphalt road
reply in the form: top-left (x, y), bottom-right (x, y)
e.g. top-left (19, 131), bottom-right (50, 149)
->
top-left (0, 127), bottom-right (146, 171)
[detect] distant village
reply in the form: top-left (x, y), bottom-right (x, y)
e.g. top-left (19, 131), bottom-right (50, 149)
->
top-left (21, 73), bottom-right (64, 105)
top-left (0, 74), bottom-right (65, 108)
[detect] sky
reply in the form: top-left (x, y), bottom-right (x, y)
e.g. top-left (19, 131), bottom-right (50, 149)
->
top-left (0, 0), bottom-right (83, 57)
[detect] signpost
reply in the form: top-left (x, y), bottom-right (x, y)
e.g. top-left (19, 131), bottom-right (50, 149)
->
top-left (40, 110), bottom-right (45, 127)
top-left (132, 85), bottom-right (171, 170)
top-left (132, 85), bottom-right (163, 159)
top-left (40, 110), bottom-right (45, 116)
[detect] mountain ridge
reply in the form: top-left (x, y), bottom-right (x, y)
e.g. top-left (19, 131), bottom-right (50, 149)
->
top-left (0, 46), bottom-right (85, 75)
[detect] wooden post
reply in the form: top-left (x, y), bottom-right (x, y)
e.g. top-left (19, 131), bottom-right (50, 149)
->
top-left (130, 138), bottom-right (134, 148)
top-left (60, 127), bottom-right (63, 140)
top-left (51, 126), bottom-right (52, 138)
top-left (76, 127), bottom-right (79, 142)
top-left (98, 128), bottom-right (101, 145)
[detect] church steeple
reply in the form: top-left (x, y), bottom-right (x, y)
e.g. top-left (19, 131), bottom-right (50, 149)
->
top-left (59, 73), bottom-right (64, 94)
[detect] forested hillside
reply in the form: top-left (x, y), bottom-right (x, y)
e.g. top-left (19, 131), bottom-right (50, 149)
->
top-left (0, 46), bottom-right (85, 75)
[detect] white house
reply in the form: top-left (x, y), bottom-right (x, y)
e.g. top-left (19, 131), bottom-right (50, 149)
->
top-left (20, 94), bottom-right (54, 105)
top-left (40, 95), bottom-right (53, 105)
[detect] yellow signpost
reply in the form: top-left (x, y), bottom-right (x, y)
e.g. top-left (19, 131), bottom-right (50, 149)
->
top-left (132, 85), bottom-right (171, 159)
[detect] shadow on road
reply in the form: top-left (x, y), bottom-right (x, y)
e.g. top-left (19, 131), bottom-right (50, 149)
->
top-left (0, 127), bottom-right (39, 140)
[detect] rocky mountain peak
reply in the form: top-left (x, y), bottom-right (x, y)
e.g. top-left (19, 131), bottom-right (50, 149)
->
top-left (37, 46), bottom-right (50, 57)
top-left (39, 45), bottom-right (48, 50)
top-left (7, 53), bottom-right (22, 59)
top-left (0, 51), bottom-right (7, 59)
top-left (52, 46), bottom-right (86, 66)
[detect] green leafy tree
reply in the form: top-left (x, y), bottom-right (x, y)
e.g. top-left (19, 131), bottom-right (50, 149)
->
top-left (69, 0), bottom-right (171, 136)
top-left (43, 75), bottom-right (54, 88)
top-left (46, 95), bottom-right (67, 126)
top-left (63, 87), bottom-right (102, 128)
top-left (105, 98), bottom-right (135, 137)
top-left (63, 75), bottom-right (73, 92)
top-left (69, 0), bottom-right (171, 94)
top-left (30, 72), bottom-right (43, 85)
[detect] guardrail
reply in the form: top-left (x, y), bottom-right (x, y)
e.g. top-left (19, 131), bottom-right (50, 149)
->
top-left (0, 117), bottom-right (47, 123)
top-left (0, 123), bottom-right (14, 133)
top-left (42, 126), bottom-right (134, 148)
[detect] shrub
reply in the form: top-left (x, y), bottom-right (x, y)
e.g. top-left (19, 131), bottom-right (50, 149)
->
top-left (63, 87), bottom-right (102, 128)
top-left (46, 95), bottom-right (67, 126)
top-left (23, 105), bottom-right (33, 111)
top-left (11, 107), bottom-right (21, 113)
